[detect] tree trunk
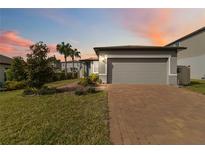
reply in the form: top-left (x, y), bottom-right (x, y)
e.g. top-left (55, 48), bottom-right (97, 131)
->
top-left (64, 56), bottom-right (68, 78)
top-left (72, 57), bottom-right (74, 78)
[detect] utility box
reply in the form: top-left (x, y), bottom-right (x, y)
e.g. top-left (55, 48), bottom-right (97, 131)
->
top-left (177, 65), bottom-right (191, 86)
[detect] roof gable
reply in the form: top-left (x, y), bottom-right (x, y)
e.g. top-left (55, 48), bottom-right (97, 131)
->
top-left (0, 54), bottom-right (13, 65)
top-left (166, 26), bottom-right (205, 46)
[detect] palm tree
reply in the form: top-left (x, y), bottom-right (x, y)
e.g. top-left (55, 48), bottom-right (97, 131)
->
top-left (70, 48), bottom-right (81, 78)
top-left (56, 42), bottom-right (72, 77)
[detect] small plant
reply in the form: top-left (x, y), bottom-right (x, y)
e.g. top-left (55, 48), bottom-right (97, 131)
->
top-left (90, 73), bottom-right (99, 83)
top-left (78, 77), bottom-right (90, 86)
top-left (75, 87), bottom-right (87, 95)
top-left (4, 80), bottom-right (27, 91)
top-left (23, 86), bottom-right (57, 95)
top-left (23, 87), bottom-right (38, 95)
top-left (37, 86), bottom-right (57, 95)
top-left (87, 87), bottom-right (96, 93)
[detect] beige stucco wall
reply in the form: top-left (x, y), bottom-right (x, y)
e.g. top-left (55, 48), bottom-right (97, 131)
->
top-left (98, 50), bottom-right (178, 85)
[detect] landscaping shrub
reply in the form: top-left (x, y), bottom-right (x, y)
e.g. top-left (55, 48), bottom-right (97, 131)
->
top-left (78, 77), bottom-right (91, 86)
top-left (37, 86), bottom-right (57, 95)
top-left (78, 74), bottom-right (101, 87)
top-left (67, 72), bottom-right (78, 79)
top-left (90, 73), bottom-right (99, 83)
top-left (52, 72), bottom-right (78, 82)
top-left (75, 87), bottom-right (87, 95)
top-left (87, 86), bottom-right (96, 93)
top-left (4, 80), bottom-right (27, 91)
top-left (23, 86), bottom-right (57, 95)
top-left (5, 69), bottom-right (14, 81)
top-left (51, 72), bottom-right (65, 81)
top-left (23, 87), bottom-right (38, 95)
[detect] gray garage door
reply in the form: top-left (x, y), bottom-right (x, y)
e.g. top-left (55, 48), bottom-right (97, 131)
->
top-left (107, 58), bottom-right (168, 84)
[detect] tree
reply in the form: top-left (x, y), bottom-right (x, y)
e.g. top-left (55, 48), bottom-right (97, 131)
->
top-left (10, 56), bottom-right (27, 81)
top-left (56, 42), bottom-right (72, 77)
top-left (5, 69), bottom-right (14, 81)
top-left (48, 55), bottom-right (61, 72)
top-left (27, 41), bottom-right (53, 88)
top-left (70, 48), bottom-right (81, 78)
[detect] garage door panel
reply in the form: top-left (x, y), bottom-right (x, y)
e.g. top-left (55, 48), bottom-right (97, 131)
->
top-left (108, 58), bottom-right (168, 84)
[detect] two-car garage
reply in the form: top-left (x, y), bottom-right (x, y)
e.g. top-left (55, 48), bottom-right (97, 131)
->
top-left (94, 46), bottom-right (186, 85)
top-left (107, 58), bottom-right (168, 84)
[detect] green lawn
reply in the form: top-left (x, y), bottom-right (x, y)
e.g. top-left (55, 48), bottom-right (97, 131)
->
top-left (184, 79), bottom-right (205, 94)
top-left (0, 80), bottom-right (110, 144)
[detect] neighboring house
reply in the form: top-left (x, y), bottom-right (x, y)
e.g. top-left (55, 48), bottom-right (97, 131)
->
top-left (0, 54), bottom-right (13, 84)
top-left (94, 45), bottom-right (185, 85)
top-left (49, 56), bottom-right (61, 72)
top-left (79, 57), bottom-right (99, 77)
top-left (167, 26), bottom-right (205, 79)
top-left (61, 61), bottom-right (81, 72)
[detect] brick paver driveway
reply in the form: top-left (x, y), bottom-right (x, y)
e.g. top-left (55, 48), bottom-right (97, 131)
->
top-left (108, 84), bottom-right (205, 144)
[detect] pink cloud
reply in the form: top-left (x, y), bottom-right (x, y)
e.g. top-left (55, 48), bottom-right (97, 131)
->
top-left (0, 30), bottom-right (33, 57)
top-left (0, 43), bottom-right (15, 53)
top-left (116, 9), bottom-right (205, 45)
top-left (0, 31), bottom-right (33, 47)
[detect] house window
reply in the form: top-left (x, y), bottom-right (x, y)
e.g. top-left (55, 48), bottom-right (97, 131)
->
top-left (93, 61), bottom-right (99, 73)
top-left (175, 42), bottom-right (180, 47)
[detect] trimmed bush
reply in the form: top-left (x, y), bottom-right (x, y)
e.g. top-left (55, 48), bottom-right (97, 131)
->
top-left (75, 87), bottom-right (87, 95)
top-left (90, 73), bottom-right (99, 83)
top-left (78, 74), bottom-right (100, 87)
top-left (37, 86), bottom-right (57, 95)
top-left (5, 69), bottom-right (14, 81)
top-left (4, 80), bottom-right (27, 91)
top-left (23, 87), bottom-right (38, 95)
top-left (78, 77), bottom-right (91, 87)
top-left (23, 86), bottom-right (57, 95)
top-left (52, 72), bottom-right (78, 82)
top-left (87, 87), bottom-right (96, 93)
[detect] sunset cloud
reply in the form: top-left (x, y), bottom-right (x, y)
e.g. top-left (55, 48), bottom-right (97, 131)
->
top-left (0, 31), bottom-right (33, 47)
top-left (0, 43), bottom-right (15, 53)
top-left (0, 31), bottom-right (33, 57)
top-left (116, 9), bottom-right (205, 45)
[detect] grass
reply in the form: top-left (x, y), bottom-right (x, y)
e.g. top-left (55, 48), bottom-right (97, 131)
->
top-left (184, 79), bottom-right (205, 94)
top-left (45, 79), bottom-right (78, 88)
top-left (0, 80), bottom-right (110, 144)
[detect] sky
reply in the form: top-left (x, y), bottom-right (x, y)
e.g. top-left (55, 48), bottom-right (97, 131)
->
top-left (0, 8), bottom-right (205, 61)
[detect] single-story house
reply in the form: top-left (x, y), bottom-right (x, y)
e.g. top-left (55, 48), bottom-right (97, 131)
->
top-left (166, 26), bottom-right (205, 79)
top-left (0, 54), bottom-right (13, 84)
top-left (94, 45), bottom-right (185, 85)
top-left (61, 61), bottom-right (81, 72)
top-left (79, 57), bottom-right (99, 77)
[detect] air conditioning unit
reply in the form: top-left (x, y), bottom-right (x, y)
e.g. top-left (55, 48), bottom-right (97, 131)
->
top-left (177, 65), bottom-right (190, 86)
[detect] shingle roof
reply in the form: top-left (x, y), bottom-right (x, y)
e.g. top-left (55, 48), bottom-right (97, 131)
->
top-left (0, 54), bottom-right (13, 65)
top-left (94, 45), bottom-right (186, 54)
top-left (79, 57), bottom-right (98, 61)
top-left (166, 26), bottom-right (205, 46)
